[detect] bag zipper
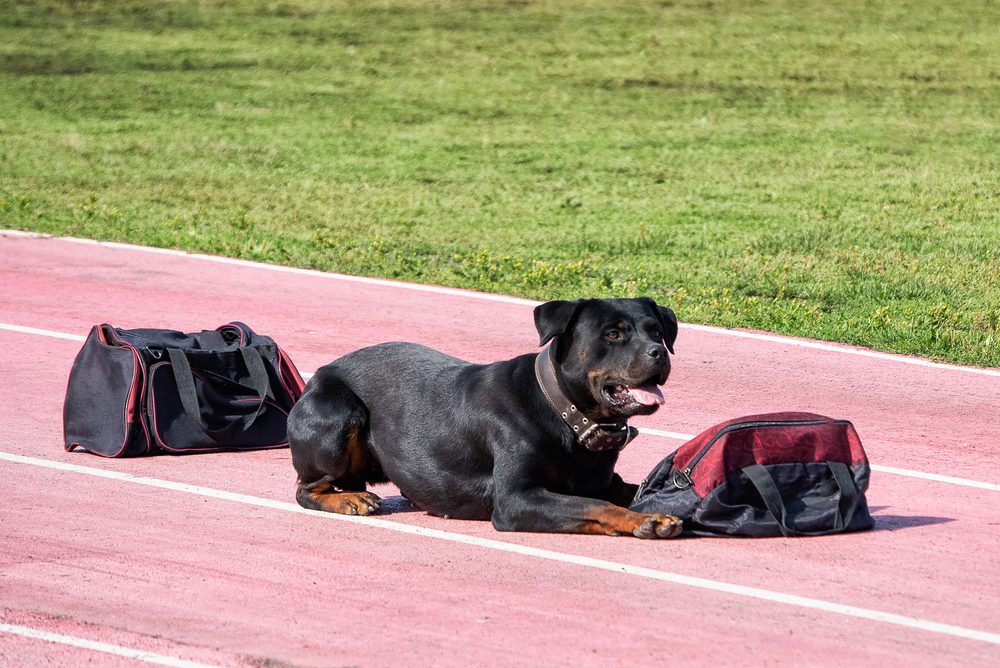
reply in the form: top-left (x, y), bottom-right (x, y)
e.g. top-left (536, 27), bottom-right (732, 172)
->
top-left (671, 418), bottom-right (841, 490)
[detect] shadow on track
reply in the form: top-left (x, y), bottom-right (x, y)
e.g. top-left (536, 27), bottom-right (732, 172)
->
top-left (869, 507), bottom-right (955, 531)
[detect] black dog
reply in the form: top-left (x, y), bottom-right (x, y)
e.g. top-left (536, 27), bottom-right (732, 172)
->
top-left (288, 297), bottom-right (683, 538)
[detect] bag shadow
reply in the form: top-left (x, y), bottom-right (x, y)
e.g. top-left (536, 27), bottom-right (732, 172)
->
top-left (868, 506), bottom-right (955, 531)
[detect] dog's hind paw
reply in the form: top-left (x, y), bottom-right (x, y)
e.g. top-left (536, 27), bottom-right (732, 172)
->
top-left (633, 513), bottom-right (683, 539)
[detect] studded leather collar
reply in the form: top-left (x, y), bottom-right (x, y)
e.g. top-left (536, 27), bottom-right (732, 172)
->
top-left (534, 345), bottom-right (638, 452)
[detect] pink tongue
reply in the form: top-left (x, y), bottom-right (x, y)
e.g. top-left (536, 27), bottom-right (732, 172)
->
top-left (628, 384), bottom-right (664, 406)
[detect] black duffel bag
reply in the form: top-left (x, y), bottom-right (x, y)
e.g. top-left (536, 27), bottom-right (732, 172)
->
top-left (64, 322), bottom-right (306, 457)
top-left (630, 412), bottom-right (875, 537)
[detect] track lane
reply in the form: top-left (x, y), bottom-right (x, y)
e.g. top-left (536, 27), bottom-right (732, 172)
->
top-left (2, 233), bottom-right (999, 666)
top-left (4, 457), bottom-right (999, 667)
top-left (2, 233), bottom-right (998, 481)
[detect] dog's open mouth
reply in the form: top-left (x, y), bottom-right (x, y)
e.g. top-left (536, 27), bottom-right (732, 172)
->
top-left (602, 382), bottom-right (665, 409)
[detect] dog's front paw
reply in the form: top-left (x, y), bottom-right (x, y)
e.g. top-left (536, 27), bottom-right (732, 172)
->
top-left (297, 484), bottom-right (383, 516)
top-left (632, 513), bottom-right (683, 539)
top-left (335, 491), bottom-right (383, 515)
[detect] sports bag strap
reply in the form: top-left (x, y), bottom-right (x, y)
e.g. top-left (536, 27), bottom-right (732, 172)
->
top-left (742, 462), bottom-right (860, 537)
top-left (238, 346), bottom-right (272, 403)
top-left (827, 460), bottom-right (861, 532)
top-left (166, 347), bottom-right (270, 443)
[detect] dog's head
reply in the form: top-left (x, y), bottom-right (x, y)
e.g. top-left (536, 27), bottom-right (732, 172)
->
top-left (534, 297), bottom-right (678, 422)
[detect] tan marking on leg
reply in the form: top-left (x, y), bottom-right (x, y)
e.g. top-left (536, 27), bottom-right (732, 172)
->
top-left (338, 424), bottom-right (384, 486)
top-left (577, 505), bottom-right (683, 538)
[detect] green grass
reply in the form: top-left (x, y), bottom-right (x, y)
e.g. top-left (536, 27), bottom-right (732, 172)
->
top-left (1, 0), bottom-right (998, 366)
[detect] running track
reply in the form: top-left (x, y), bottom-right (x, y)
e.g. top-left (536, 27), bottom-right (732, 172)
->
top-left (1, 230), bottom-right (998, 667)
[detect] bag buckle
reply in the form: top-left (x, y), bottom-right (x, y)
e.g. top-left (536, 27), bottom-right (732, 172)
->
top-left (672, 468), bottom-right (693, 490)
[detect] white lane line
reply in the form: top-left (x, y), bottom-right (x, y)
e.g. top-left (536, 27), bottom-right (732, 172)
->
top-left (1, 321), bottom-right (998, 492)
top-left (2, 450), bottom-right (999, 647)
top-left (4, 229), bottom-right (999, 378)
top-left (678, 323), bottom-right (1000, 378)
top-left (0, 622), bottom-right (219, 668)
top-left (0, 323), bottom-right (86, 341)
top-left (0, 229), bottom-right (535, 307)
top-left (868, 465), bottom-right (1000, 492)
top-left (636, 427), bottom-right (695, 441)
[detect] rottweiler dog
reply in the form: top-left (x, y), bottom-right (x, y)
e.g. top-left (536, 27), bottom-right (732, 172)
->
top-left (288, 297), bottom-right (683, 538)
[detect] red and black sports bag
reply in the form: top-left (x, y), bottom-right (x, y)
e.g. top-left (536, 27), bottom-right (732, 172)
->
top-left (630, 412), bottom-right (874, 537)
top-left (64, 322), bottom-right (305, 457)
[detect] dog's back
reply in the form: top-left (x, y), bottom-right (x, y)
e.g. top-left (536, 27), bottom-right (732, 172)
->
top-left (322, 341), bottom-right (468, 408)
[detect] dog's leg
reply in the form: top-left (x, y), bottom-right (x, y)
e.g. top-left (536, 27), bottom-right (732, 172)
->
top-left (599, 473), bottom-right (640, 508)
top-left (288, 373), bottom-right (385, 516)
top-left (492, 489), bottom-right (682, 538)
top-left (576, 503), bottom-right (683, 538)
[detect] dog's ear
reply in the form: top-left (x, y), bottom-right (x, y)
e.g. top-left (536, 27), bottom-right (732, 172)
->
top-left (642, 298), bottom-right (678, 354)
top-left (533, 299), bottom-right (586, 346)
top-left (658, 305), bottom-right (678, 354)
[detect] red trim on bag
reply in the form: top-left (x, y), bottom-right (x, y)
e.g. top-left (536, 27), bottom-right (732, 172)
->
top-left (277, 347), bottom-right (306, 400)
top-left (216, 322), bottom-right (248, 346)
top-left (126, 345), bottom-right (148, 454)
top-left (135, 346), bottom-right (152, 454)
top-left (672, 412), bottom-right (868, 497)
top-left (109, 325), bottom-right (152, 455)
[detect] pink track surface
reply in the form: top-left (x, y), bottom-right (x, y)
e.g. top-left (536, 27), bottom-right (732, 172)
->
top-left (1, 232), bottom-right (998, 667)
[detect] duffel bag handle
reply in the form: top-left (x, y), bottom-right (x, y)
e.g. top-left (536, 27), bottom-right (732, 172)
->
top-left (742, 462), bottom-right (861, 537)
top-left (166, 347), bottom-right (271, 444)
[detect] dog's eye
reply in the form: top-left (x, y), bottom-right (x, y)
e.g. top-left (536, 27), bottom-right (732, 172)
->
top-left (606, 330), bottom-right (622, 341)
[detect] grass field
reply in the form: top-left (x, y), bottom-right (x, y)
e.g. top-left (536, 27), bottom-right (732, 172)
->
top-left (1, 0), bottom-right (998, 366)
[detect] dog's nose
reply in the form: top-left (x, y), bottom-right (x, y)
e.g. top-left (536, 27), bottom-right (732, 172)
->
top-left (646, 345), bottom-right (665, 359)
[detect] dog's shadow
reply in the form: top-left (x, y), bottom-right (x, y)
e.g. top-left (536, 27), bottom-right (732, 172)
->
top-left (377, 495), bottom-right (422, 515)
top-left (869, 506), bottom-right (954, 531)
top-left (372, 503), bottom-right (959, 525)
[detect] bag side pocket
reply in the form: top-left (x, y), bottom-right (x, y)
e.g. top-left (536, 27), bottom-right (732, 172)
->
top-left (64, 325), bottom-right (147, 457)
